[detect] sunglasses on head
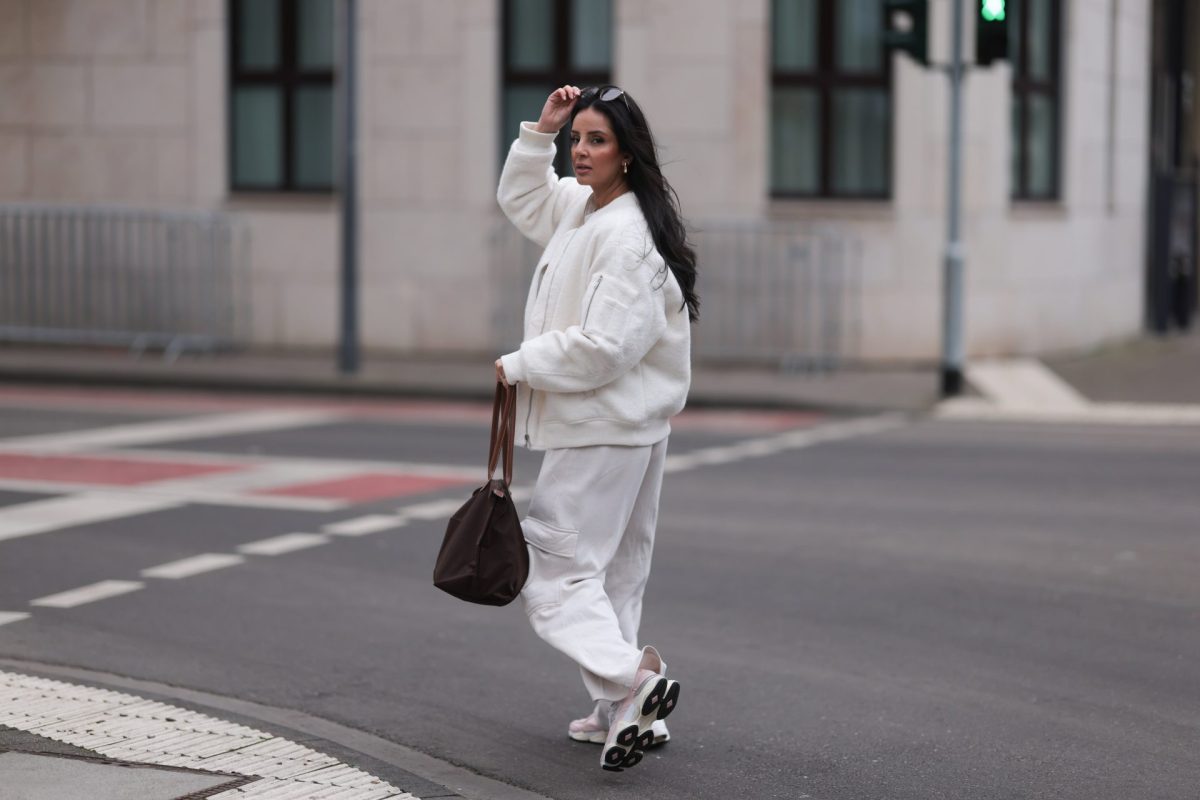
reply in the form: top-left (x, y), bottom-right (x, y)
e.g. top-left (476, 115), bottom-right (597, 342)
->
top-left (582, 85), bottom-right (630, 110)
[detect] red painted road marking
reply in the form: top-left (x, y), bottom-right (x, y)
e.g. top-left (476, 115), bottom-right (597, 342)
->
top-left (0, 453), bottom-right (244, 486)
top-left (256, 472), bottom-right (470, 503)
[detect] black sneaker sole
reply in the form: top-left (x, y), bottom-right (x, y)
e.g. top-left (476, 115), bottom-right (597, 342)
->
top-left (601, 678), bottom-right (680, 772)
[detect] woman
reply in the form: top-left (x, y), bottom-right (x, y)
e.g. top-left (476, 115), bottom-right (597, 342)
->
top-left (494, 84), bottom-right (699, 772)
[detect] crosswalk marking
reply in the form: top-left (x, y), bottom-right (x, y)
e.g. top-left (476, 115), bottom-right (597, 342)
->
top-left (141, 554), bottom-right (246, 580)
top-left (31, 580), bottom-right (144, 609)
top-left (237, 533), bottom-right (330, 556)
top-left (0, 493), bottom-right (181, 543)
top-left (0, 478), bottom-right (343, 513)
top-left (323, 515), bottom-right (406, 537)
top-left (398, 498), bottom-right (465, 521)
top-left (0, 612), bottom-right (30, 627)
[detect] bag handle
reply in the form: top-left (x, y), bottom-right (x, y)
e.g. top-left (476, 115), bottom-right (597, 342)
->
top-left (487, 381), bottom-right (516, 486)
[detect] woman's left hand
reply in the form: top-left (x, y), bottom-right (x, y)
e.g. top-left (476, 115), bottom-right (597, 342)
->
top-left (495, 358), bottom-right (508, 385)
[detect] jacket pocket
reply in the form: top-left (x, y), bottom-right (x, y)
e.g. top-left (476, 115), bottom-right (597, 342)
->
top-left (520, 516), bottom-right (579, 613)
top-left (581, 274), bottom-right (635, 342)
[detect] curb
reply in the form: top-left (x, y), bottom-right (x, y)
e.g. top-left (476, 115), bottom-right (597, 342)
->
top-left (0, 658), bottom-right (553, 800)
top-left (0, 363), bottom-right (935, 416)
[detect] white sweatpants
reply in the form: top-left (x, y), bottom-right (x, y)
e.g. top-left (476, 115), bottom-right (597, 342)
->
top-left (520, 437), bottom-right (669, 703)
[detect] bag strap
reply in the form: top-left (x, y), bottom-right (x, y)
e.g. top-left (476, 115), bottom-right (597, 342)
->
top-left (487, 381), bottom-right (516, 486)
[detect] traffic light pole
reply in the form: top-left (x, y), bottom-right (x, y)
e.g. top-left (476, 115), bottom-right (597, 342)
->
top-left (338, 0), bottom-right (360, 375)
top-left (941, 0), bottom-right (966, 396)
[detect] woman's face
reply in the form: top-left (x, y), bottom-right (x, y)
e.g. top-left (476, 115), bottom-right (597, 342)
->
top-left (570, 107), bottom-right (626, 189)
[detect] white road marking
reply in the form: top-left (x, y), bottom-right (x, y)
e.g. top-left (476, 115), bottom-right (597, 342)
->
top-left (0, 612), bottom-right (30, 627)
top-left (141, 553), bottom-right (246, 580)
top-left (323, 514), bottom-right (407, 537)
top-left (143, 460), bottom-right (354, 494)
top-left (0, 478), bottom-right (344, 512)
top-left (0, 493), bottom-right (181, 543)
top-left (237, 533), bottom-right (330, 556)
top-left (4, 417), bottom-right (904, 624)
top-left (0, 410), bottom-right (342, 454)
top-left (0, 671), bottom-right (416, 798)
top-left (31, 580), bottom-right (144, 608)
top-left (664, 414), bottom-right (906, 474)
top-left (398, 498), bottom-right (467, 521)
top-left (122, 449), bottom-right (482, 480)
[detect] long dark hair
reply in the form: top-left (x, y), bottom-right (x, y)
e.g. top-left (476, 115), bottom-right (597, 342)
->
top-left (571, 87), bottom-right (700, 323)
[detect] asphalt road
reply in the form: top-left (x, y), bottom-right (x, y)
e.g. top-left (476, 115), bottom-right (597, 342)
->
top-left (0, 386), bottom-right (1197, 800)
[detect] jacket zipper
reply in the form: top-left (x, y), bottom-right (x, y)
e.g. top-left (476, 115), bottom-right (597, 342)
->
top-left (581, 275), bottom-right (604, 328)
top-left (525, 227), bottom-right (582, 445)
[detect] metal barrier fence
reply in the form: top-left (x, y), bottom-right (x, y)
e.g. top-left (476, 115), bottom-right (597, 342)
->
top-left (0, 204), bottom-right (248, 360)
top-left (491, 220), bottom-right (861, 370)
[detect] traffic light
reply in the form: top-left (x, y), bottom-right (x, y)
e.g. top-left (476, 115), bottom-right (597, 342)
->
top-left (882, 0), bottom-right (928, 66)
top-left (976, 0), bottom-right (1009, 65)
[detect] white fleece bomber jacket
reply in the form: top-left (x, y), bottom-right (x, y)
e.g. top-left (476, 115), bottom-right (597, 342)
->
top-left (498, 122), bottom-right (691, 450)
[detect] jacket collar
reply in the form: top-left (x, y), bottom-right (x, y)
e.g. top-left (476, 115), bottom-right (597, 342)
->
top-left (584, 189), bottom-right (638, 221)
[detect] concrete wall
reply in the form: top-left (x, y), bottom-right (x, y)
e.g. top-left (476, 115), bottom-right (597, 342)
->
top-left (0, 0), bottom-right (1155, 363)
top-left (0, 0), bottom-right (195, 205)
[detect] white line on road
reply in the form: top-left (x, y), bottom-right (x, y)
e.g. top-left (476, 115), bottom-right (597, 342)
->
top-left (664, 413), bottom-right (907, 473)
top-left (237, 533), bottom-right (330, 556)
top-left (31, 580), bottom-right (144, 609)
top-left (0, 478), bottom-right (344, 512)
top-left (141, 553), bottom-right (246, 580)
top-left (0, 410), bottom-right (342, 454)
top-left (0, 493), bottom-right (181, 543)
top-left (323, 515), bottom-right (407, 537)
top-left (0, 612), bottom-right (30, 627)
top-left (121, 448), bottom-right (482, 480)
top-left (398, 498), bottom-right (467, 521)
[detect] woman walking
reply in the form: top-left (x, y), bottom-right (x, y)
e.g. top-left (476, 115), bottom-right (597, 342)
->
top-left (495, 84), bottom-right (698, 772)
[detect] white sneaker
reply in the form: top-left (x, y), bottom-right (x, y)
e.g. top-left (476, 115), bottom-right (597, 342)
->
top-left (600, 669), bottom-right (680, 772)
top-left (569, 704), bottom-right (670, 746)
top-left (567, 703), bottom-right (608, 744)
top-left (649, 718), bottom-right (671, 745)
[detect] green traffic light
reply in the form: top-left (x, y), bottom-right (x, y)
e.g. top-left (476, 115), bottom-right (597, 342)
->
top-left (981, 0), bottom-right (1005, 22)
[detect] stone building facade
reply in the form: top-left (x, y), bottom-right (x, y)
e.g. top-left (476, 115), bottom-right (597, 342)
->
top-left (0, 1), bottom-right (1168, 363)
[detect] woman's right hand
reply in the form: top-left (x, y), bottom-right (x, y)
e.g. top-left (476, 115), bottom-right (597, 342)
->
top-left (535, 86), bottom-right (582, 134)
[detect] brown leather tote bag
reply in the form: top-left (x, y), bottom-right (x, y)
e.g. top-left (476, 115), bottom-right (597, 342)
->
top-left (433, 382), bottom-right (529, 606)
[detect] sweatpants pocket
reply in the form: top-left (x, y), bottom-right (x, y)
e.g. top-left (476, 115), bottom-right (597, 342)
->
top-left (520, 516), bottom-right (579, 613)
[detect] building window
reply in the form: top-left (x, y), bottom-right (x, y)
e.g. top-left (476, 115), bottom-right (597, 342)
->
top-left (1010, 0), bottom-right (1062, 200)
top-left (502, 0), bottom-right (613, 175)
top-left (229, 0), bottom-right (335, 192)
top-left (771, 0), bottom-right (891, 198)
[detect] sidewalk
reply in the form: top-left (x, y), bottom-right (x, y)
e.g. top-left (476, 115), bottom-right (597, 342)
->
top-left (1, 330), bottom-right (1198, 412)
top-left (0, 663), bottom-right (548, 800)
top-left (0, 344), bottom-right (941, 414)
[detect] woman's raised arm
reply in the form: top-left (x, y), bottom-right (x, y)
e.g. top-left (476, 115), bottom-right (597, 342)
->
top-left (496, 86), bottom-right (592, 248)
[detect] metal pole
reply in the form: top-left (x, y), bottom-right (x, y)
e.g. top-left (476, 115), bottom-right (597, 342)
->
top-left (942, 0), bottom-right (966, 396)
top-left (338, 0), bottom-right (360, 374)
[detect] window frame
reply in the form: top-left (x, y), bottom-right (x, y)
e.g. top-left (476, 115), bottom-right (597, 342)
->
top-left (501, 0), bottom-right (613, 176)
top-left (1011, 0), bottom-right (1063, 201)
top-left (770, 0), bottom-right (893, 200)
top-left (228, 0), bottom-right (336, 194)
